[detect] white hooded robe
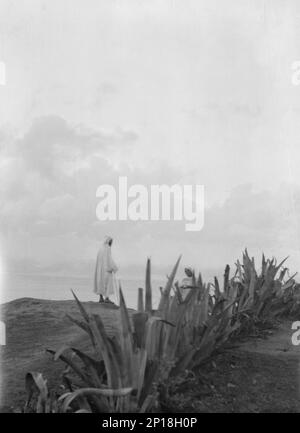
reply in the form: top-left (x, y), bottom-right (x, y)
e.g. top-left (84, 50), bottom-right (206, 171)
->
top-left (94, 237), bottom-right (118, 298)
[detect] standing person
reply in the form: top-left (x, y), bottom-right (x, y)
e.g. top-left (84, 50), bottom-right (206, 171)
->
top-left (180, 267), bottom-right (194, 300)
top-left (94, 236), bottom-right (118, 304)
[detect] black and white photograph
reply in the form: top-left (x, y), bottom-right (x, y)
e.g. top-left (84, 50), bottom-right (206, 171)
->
top-left (0, 0), bottom-right (300, 417)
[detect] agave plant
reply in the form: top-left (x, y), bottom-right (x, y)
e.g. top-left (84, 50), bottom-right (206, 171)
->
top-left (43, 257), bottom-right (194, 413)
top-left (142, 257), bottom-right (239, 374)
top-left (169, 268), bottom-right (241, 374)
top-left (233, 250), bottom-right (298, 328)
top-left (45, 290), bottom-right (161, 412)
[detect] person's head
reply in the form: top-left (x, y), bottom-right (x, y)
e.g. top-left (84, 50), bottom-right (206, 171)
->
top-left (184, 267), bottom-right (193, 278)
top-left (104, 236), bottom-right (113, 247)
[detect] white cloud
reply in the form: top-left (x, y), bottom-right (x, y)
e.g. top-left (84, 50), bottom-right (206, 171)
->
top-left (1, 114), bottom-right (299, 276)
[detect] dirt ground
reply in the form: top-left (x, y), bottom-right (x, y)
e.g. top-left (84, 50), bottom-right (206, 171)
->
top-left (163, 323), bottom-right (300, 413)
top-left (0, 298), bottom-right (299, 413)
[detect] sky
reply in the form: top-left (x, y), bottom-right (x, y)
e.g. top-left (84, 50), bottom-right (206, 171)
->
top-left (0, 0), bottom-right (300, 287)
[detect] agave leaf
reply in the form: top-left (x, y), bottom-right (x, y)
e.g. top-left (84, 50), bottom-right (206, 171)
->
top-left (197, 287), bottom-right (210, 325)
top-left (89, 315), bottom-right (122, 389)
top-left (54, 345), bottom-right (70, 361)
top-left (71, 290), bottom-right (90, 324)
top-left (248, 266), bottom-right (256, 300)
top-left (158, 255), bottom-right (181, 312)
top-left (173, 281), bottom-right (183, 303)
top-left (284, 272), bottom-right (297, 285)
top-left (118, 285), bottom-right (135, 385)
top-left (236, 260), bottom-right (243, 283)
top-left (144, 317), bottom-right (163, 360)
top-left (25, 372), bottom-right (48, 412)
top-left (145, 258), bottom-right (152, 314)
top-left (119, 285), bottom-right (133, 336)
top-left (149, 315), bottom-right (176, 361)
top-left (262, 253), bottom-right (267, 274)
top-left (46, 349), bottom-right (92, 385)
top-left (137, 288), bottom-right (144, 312)
top-left (66, 314), bottom-right (95, 346)
top-left (139, 393), bottom-right (158, 413)
top-left (75, 409), bottom-right (92, 413)
top-left (60, 387), bottom-right (132, 412)
top-left (138, 360), bottom-right (159, 409)
top-left (282, 276), bottom-right (297, 291)
top-left (163, 255), bottom-right (182, 296)
top-left (136, 348), bottom-right (147, 401)
top-left (214, 277), bottom-right (221, 299)
top-left (132, 312), bottom-right (148, 348)
top-left (108, 334), bottom-right (129, 387)
top-left (275, 256), bottom-right (289, 274)
top-left (162, 297), bottom-right (193, 361)
top-left (223, 265), bottom-right (230, 294)
top-left (71, 348), bottom-right (106, 387)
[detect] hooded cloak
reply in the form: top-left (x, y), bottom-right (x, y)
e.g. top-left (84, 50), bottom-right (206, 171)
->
top-left (94, 236), bottom-right (118, 298)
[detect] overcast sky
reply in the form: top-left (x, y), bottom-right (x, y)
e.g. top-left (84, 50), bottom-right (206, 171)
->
top-left (0, 0), bottom-right (300, 283)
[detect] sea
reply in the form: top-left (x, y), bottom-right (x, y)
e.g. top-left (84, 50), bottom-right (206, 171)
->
top-left (0, 272), bottom-right (166, 310)
top-left (0, 268), bottom-right (222, 310)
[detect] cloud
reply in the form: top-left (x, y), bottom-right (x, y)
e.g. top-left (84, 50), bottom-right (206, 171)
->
top-left (0, 116), bottom-right (140, 237)
top-left (0, 117), bottom-right (185, 271)
top-left (1, 113), bottom-right (300, 280)
top-left (110, 182), bottom-right (300, 274)
top-left (13, 115), bottom-right (137, 179)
